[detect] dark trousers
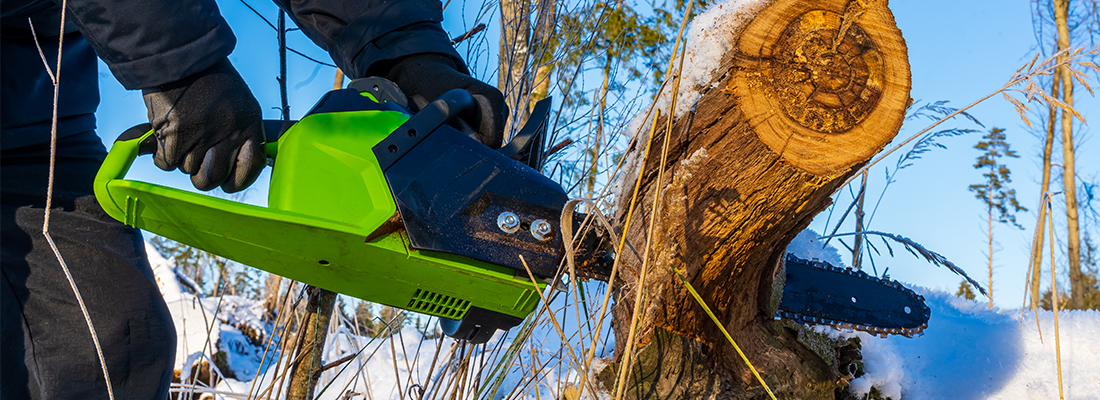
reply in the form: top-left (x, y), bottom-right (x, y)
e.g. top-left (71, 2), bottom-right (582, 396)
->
top-left (1, 131), bottom-right (176, 399)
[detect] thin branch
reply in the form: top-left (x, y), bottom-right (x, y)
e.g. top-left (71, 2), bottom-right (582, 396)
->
top-left (818, 230), bottom-right (988, 296)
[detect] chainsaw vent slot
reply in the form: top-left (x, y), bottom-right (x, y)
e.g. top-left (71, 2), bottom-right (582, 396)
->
top-left (407, 289), bottom-right (471, 319)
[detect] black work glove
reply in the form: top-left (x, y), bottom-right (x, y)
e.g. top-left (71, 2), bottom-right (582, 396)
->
top-left (382, 54), bottom-right (507, 148)
top-left (142, 59), bottom-right (265, 193)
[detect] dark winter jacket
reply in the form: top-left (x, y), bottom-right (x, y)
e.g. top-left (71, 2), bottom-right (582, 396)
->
top-left (1, 0), bottom-right (463, 150)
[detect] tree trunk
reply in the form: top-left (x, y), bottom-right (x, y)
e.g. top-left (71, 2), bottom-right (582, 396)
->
top-left (528, 0), bottom-right (556, 113)
top-left (1052, 0), bottom-right (1084, 310)
top-left (988, 179), bottom-right (995, 309)
top-left (605, 0), bottom-right (910, 398)
top-left (499, 0), bottom-right (532, 138)
top-left (286, 287), bottom-right (338, 400)
top-left (262, 274), bottom-right (284, 321)
top-left (852, 173), bottom-right (867, 271)
top-left (588, 54), bottom-right (614, 200)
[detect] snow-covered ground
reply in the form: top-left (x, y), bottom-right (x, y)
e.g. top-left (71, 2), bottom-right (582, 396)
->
top-left (833, 288), bottom-right (1100, 400)
top-left (149, 235), bottom-right (1100, 400)
top-left (789, 230), bottom-right (1100, 399)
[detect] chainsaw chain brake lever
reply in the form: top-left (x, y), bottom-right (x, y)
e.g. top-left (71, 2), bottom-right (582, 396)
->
top-left (372, 88), bottom-right (476, 171)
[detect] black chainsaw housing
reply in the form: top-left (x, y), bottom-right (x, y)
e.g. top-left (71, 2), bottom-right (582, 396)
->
top-left (438, 307), bottom-right (524, 344)
top-left (373, 89), bottom-right (568, 279)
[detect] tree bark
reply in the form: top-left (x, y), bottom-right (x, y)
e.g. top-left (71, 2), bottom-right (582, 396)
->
top-left (528, 0), bottom-right (555, 113)
top-left (499, 0), bottom-right (532, 138)
top-left (500, 0), bottom-right (557, 141)
top-left (606, 0), bottom-right (910, 398)
top-left (852, 174), bottom-right (867, 271)
top-left (286, 287), bottom-right (338, 400)
top-left (988, 179), bottom-right (995, 309)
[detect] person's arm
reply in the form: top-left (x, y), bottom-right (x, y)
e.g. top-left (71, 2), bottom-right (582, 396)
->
top-left (276, 0), bottom-right (507, 148)
top-left (59, 0), bottom-right (265, 192)
top-left (61, 0), bottom-right (235, 89)
top-left (272, 0), bottom-right (464, 77)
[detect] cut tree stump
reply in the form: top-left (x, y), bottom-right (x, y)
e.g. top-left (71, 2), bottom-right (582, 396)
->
top-left (605, 0), bottom-right (910, 398)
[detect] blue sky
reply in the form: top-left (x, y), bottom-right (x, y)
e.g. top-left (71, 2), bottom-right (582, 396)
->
top-left (92, 0), bottom-right (1096, 310)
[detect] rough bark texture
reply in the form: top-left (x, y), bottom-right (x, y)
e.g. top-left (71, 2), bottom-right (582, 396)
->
top-left (606, 0), bottom-right (910, 398)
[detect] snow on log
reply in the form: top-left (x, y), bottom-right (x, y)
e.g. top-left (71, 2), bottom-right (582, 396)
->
top-left (605, 0), bottom-right (910, 398)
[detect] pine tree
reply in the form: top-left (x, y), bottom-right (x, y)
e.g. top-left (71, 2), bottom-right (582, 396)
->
top-left (968, 127), bottom-right (1027, 309)
top-left (955, 280), bottom-right (976, 300)
top-left (1076, 233), bottom-right (1100, 310)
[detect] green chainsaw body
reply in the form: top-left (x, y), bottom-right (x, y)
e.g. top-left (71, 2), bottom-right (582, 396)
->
top-left (95, 81), bottom-right (553, 342)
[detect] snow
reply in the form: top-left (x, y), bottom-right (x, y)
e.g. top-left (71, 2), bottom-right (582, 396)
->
top-left (616, 0), bottom-right (767, 201)
top-left (624, 0), bottom-right (769, 138)
top-left (786, 228), bottom-right (848, 268)
top-left (146, 240), bottom-right (184, 302)
top-left (148, 242), bottom-right (613, 400)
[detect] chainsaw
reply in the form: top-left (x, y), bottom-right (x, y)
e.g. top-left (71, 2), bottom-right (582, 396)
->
top-left (95, 77), bottom-right (928, 343)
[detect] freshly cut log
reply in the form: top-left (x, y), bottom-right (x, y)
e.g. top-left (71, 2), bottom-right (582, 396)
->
top-left (603, 0), bottom-right (910, 398)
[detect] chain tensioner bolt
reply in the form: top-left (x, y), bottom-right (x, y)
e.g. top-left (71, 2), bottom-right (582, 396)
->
top-left (530, 219), bottom-right (553, 242)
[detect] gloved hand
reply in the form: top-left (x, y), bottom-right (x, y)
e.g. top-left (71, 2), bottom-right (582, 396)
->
top-left (382, 54), bottom-right (507, 148)
top-left (142, 58), bottom-right (265, 193)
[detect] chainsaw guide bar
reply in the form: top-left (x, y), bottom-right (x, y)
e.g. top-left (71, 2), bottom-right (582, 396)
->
top-left (778, 254), bottom-right (930, 338)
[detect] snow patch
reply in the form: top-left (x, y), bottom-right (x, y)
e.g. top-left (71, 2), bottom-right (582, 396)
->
top-left (676, 0), bottom-right (770, 116)
top-left (786, 228), bottom-right (847, 268)
top-left (680, 147), bottom-right (709, 170)
top-left (624, 0), bottom-right (769, 139)
top-left (824, 287), bottom-right (1100, 400)
top-left (146, 240), bottom-right (184, 302)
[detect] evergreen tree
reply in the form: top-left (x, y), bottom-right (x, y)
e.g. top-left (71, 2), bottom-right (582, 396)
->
top-left (353, 302), bottom-right (409, 338)
top-left (968, 127), bottom-right (1027, 228)
top-left (968, 127), bottom-right (1027, 308)
top-left (1039, 288), bottom-right (1071, 311)
top-left (955, 280), bottom-right (976, 300)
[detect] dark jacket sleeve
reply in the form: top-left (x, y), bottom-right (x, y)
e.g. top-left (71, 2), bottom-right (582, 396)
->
top-left (273, 0), bottom-right (466, 79)
top-left (60, 0), bottom-right (236, 89)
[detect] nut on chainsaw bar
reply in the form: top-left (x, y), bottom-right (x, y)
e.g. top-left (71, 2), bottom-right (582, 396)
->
top-left (497, 211), bottom-right (521, 234)
top-left (530, 219), bottom-right (553, 241)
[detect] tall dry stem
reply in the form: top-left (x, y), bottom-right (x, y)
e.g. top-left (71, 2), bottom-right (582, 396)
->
top-left (1030, 71), bottom-right (1059, 310)
top-left (1047, 196), bottom-right (1064, 399)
